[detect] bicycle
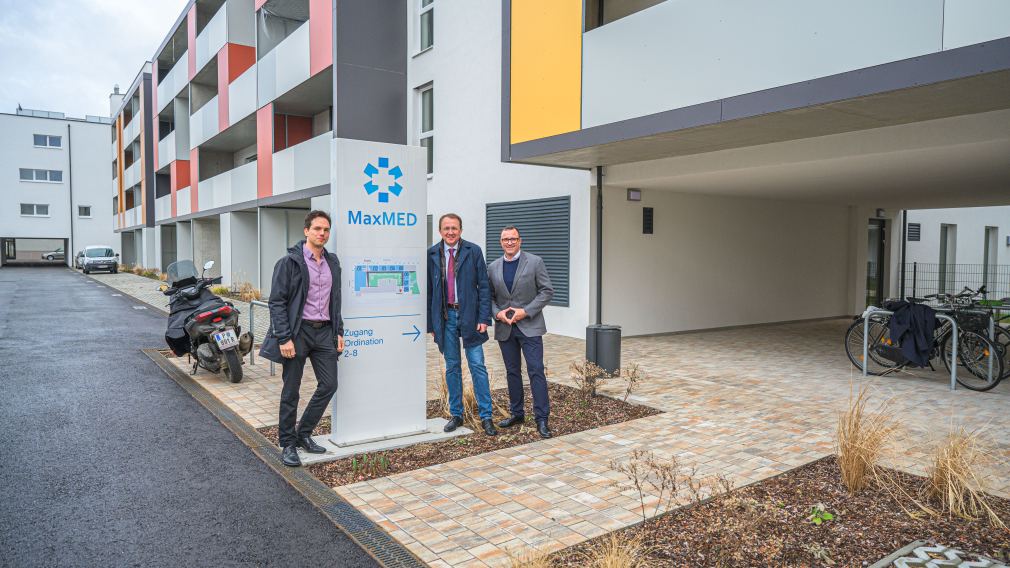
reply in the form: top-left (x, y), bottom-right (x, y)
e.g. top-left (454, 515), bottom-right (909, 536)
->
top-left (844, 291), bottom-right (1005, 391)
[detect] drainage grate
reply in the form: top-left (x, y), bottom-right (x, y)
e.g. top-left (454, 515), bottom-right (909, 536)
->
top-left (143, 349), bottom-right (425, 568)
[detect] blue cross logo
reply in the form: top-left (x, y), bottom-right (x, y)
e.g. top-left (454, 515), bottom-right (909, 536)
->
top-left (363, 157), bottom-right (403, 204)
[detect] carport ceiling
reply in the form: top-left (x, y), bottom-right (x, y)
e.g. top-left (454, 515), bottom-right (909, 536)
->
top-left (603, 108), bottom-right (1010, 210)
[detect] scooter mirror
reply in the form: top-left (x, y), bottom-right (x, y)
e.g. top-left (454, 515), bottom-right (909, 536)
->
top-left (203, 260), bottom-right (215, 272)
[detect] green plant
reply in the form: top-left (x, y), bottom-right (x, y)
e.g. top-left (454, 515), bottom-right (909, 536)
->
top-left (807, 502), bottom-right (835, 525)
top-left (350, 453), bottom-right (391, 477)
top-left (210, 285), bottom-right (230, 296)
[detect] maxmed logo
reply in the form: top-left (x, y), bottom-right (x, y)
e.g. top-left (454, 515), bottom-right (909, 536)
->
top-left (348, 157), bottom-right (417, 227)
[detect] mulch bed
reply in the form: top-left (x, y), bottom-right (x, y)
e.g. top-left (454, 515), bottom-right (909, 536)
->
top-left (257, 382), bottom-right (660, 486)
top-left (552, 456), bottom-right (1010, 567)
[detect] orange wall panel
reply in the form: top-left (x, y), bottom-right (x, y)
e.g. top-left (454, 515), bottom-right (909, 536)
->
top-left (510, 0), bottom-right (582, 144)
top-left (257, 105), bottom-right (274, 199)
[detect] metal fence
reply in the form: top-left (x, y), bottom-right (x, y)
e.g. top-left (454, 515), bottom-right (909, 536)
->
top-left (902, 263), bottom-right (1010, 301)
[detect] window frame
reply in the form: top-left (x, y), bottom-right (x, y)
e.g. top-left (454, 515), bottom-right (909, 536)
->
top-left (33, 134), bottom-right (62, 148)
top-left (418, 84), bottom-right (434, 175)
top-left (418, 0), bottom-right (434, 52)
top-left (78, 205), bottom-right (93, 218)
top-left (19, 203), bottom-right (51, 217)
top-left (18, 168), bottom-right (64, 183)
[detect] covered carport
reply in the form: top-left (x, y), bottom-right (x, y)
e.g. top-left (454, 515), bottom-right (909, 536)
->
top-left (508, 38), bottom-right (1010, 337)
top-left (0, 237), bottom-right (70, 267)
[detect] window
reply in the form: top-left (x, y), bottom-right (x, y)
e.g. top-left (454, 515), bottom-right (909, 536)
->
top-left (419, 85), bottom-right (433, 174)
top-left (20, 203), bottom-right (50, 217)
top-left (18, 168), bottom-right (63, 182)
top-left (486, 196), bottom-right (571, 306)
top-left (906, 222), bottom-right (921, 241)
top-left (78, 206), bottom-right (92, 218)
top-left (33, 134), bottom-right (62, 148)
top-left (419, 0), bottom-right (433, 51)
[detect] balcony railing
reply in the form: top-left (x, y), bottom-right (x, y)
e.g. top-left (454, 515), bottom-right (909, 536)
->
top-left (177, 186), bottom-right (192, 217)
top-left (156, 52), bottom-right (189, 113)
top-left (124, 206), bottom-right (139, 228)
top-left (272, 132), bottom-right (329, 196)
top-left (123, 114), bottom-right (141, 145)
top-left (157, 131), bottom-right (177, 170)
top-left (123, 160), bottom-right (141, 190)
top-left (257, 22), bottom-right (309, 107)
top-left (228, 65), bottom-right (257, 125)
top-left (155, 194), bottom-right (172, 222)
top-left (190, 96), bottom-right (219, 149)
top-left (195, 6), bottom-right (227, 74)
top-left (198, 161), bottom-right (257, 211)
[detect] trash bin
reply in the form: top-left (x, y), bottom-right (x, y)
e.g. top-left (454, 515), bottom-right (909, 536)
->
top-left (586, 324), bottom-right (621, 375)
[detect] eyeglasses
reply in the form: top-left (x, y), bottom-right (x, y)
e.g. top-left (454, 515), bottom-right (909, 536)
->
top-left (500, 238), bottom-right (519, 243)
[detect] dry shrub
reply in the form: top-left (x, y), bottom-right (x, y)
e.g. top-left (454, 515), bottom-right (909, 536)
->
top-left (619, 364), bottom-right (643, 402)
top-left (610, 449), bottom-right (733, 521)
top-left (579, 531), bottom-right (651, 568)
top-left (235, 281), bottom-right (262, 302)
top-left (131, 265), bottom-right (144, 275)
top-left (507, 546), bottom-right (553, 568)
top-left (836, 387), bottom-right (896, 493)
top-left (706, 494), bottom-right (789, 566)
top-left (922, 427), bottom-right (1006, 529)
top-left (571, 359), bottom-right (610, 398)
top-left (435, 362), bottom-right (508, 429)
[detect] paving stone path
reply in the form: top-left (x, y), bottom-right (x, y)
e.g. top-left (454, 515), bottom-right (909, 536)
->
top-left (94, 271), bottom-right (1010, 567)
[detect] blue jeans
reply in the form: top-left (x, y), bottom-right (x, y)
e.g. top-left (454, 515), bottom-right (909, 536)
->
top-left (442, 308), bottom-right (493, 420)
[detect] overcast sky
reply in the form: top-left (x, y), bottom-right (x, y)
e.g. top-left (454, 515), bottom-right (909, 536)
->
top-left (0, 0), bottom-right (190, 119)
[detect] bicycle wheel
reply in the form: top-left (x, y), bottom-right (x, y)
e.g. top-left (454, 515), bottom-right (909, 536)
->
top-left (941, 330), bottom-right (1005, 391)
top-left (845, 318), bottom-right (901, 375)
top-left (992, 325), bottom-right (1010, 380)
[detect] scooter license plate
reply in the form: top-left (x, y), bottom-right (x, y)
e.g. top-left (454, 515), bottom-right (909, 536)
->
top-left (213, 330), bottom-right (239, 350)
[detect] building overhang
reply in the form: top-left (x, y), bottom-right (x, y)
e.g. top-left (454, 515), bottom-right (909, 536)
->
top-left (506, 38), bottom-right (1010, 170)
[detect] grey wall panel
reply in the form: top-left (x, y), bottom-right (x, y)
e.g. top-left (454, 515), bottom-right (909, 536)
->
top-left (486, 197), bottom-right (571, 307)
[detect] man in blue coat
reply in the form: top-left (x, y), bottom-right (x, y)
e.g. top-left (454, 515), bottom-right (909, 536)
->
top-left (427, 213), bottom-right (497, 436)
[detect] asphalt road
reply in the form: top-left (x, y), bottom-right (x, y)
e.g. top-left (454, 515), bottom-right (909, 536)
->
top-left (0, 267), bottom-right (378, 567)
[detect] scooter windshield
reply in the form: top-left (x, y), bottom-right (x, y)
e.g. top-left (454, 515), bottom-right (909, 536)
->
top-left (166, 260), bottom-right (199, 286)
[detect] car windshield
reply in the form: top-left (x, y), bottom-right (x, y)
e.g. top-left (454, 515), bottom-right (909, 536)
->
top-left (166, 260), bottom-right (199, 285)
top-left (85, 248), bottom-right (114, 257)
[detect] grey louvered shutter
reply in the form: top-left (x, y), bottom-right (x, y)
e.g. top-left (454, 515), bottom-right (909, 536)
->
top-left (486, 196), bottom-right (570, 307)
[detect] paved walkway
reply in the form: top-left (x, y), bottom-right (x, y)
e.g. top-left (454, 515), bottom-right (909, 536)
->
top-left (0, 267), bottom-right (378, 566)
top-left (91, 271), bottom-right (1010, 567)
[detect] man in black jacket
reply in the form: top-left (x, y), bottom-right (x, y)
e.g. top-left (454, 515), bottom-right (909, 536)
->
top-left (259, 211), bottom-right (344, 467)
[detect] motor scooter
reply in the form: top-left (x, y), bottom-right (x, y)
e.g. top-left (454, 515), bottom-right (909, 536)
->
top-left (160, 260), bottom-right (253, 383)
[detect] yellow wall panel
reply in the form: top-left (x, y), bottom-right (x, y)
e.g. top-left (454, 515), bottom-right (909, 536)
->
top-left (510, 0), bottom-right (582, 144)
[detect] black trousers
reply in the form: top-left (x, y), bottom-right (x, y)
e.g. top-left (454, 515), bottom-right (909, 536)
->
top-left (498, 326), bottom-right (550, 421)
top-left (278, 322), bottom-right (339, 447)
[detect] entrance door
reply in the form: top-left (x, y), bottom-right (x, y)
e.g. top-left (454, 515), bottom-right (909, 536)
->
top-left (866, 219), bottom-right (886, 307)
top-left (1, 239), bottom-right (14, 266)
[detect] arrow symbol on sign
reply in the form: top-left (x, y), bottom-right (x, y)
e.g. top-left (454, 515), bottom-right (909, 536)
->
top-left (402, 325), bottom-right (421, 342)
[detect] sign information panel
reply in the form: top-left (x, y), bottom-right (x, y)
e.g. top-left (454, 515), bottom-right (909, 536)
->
top-left (329, 138), bottom-right (428, 447)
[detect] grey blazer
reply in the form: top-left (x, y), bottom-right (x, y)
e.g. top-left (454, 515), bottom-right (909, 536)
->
top-left (488, 251), bottom-right (554, 341)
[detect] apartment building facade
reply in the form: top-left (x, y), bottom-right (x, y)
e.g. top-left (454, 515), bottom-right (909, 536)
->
top-left (1, 108), bottom-right (117, 266)
top-left (112, 0), bottom-right (590, 337)
top-left (503, 0), bottom-right (1010, 335)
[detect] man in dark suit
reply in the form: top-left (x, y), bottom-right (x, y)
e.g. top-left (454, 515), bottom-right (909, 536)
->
top-left (426, 213), bottom-right (497, 436)
top-left (487, 226), bottom-right (555, 438)
top-left (259, 210), bottom-right (344, 467)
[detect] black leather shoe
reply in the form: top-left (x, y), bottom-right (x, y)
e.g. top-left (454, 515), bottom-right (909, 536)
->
top-left (281, 445), bottom-right (302, 467)
top-left (443, 416), bottom-right (464, 433)
top-left (536, 419), bottom-right (553, 439)
top-left (297, 435), bottom-right (326, 454)
top-left (498, 415), bottom-right (525, 429)
top-left (482, 418), bottom-right (498, 436)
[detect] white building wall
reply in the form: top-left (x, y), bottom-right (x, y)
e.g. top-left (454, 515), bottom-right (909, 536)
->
top-left (220, 211), bottom-right (258, 287)
top-left (192, 217), bottom-right (222, 279)
top-left (0, 113), bottom-right (118, 261)
top-left (582, 0), bottom-right (1010, 127)
top-left (597, 188), bottom-right (855, 336)
top-left (408, 1), bottom-right (592, 338)
top-left (904, 207), bottom-right (1010, 267)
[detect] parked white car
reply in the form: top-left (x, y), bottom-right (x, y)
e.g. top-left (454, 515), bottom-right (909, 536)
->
top-left (81, 246), bottom-right (119, 274)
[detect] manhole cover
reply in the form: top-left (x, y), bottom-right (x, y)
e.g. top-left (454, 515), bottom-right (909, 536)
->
top-left (874, 541), bottom-right (1008, 568)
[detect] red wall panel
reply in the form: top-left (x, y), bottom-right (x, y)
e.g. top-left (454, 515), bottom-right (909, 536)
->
top-left (309, 0), bottom-right (333, 76)
top-left (257, 105), bottom-right (274, 199)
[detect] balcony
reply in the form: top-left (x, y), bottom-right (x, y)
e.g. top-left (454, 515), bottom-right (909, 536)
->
top-left (158, 131), bottom-right (177, 170)
top-left (190, 95), bottom-right (219, 149)
top-left (177, 186), bottom-right (192, 217)
top-left (257, 22), bottom-right (310, 107)
top-left (156, 54), bottom-right (189, 113)
top-left (123, 114), bottom-right (141, 145)
top-left (272, 132), bottom-right (330, 196)
top-left (123, 161), bottom-right (142, 190)
top-left (194, 5), bottom-right (227, 74)
top-left (124, 206), bottom-right (139, 228)
top-left (229, 65), bottom-right (257, 125)
top-left (155, 194), bottom-right (172, 222)
top-left (112, 177), bottom-right (119, 197)
top-left (198, 161), bottom-right (257, 211)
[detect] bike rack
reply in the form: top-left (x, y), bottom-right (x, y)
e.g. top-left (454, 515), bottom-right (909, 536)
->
top-left (861, 307), bottom-right (960, 391)
top-left (249, 300), bottom-right (275, 376)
